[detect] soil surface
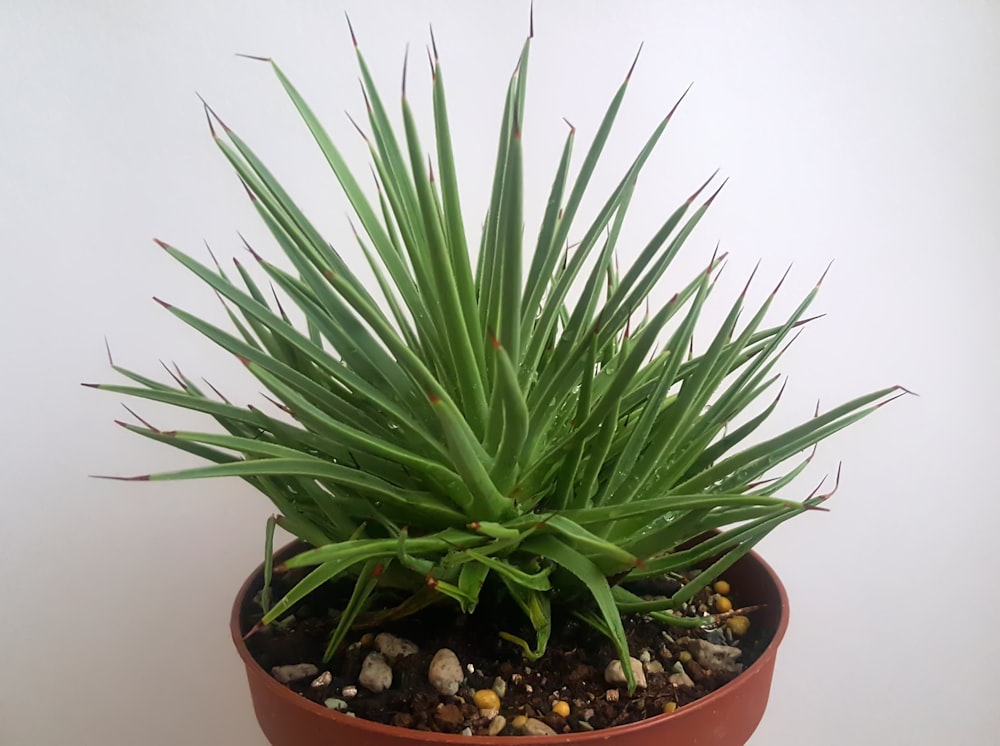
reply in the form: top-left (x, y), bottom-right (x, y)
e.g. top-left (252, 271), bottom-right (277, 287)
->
top-left (242, 564), bottom-right (774, 736)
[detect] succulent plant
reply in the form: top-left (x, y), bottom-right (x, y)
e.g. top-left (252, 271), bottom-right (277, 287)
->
top-left (89, 19), bottom-right (904, 690)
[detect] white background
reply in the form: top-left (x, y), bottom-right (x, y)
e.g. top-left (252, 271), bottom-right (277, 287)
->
top-left (2, 1), bottom-right (998, 744)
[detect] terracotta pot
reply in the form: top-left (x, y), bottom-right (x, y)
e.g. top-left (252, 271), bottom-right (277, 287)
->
top-left (231, 541), bottom-right (789, 745)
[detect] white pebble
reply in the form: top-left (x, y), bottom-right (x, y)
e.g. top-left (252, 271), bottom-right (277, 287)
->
top-left (523, 718), bottom-right (556, 736)
top-left (492, 677), bottom-right (507, 698)
top-left (467, 663), bottom-right (475, 673)
top-left (341, 685), bottom-right (358, 699)
top-left (428, 648), bottom-right (464, 696)
top-left (684, 639), bottom-right (743, 675)
top-left (644, 661), bottom-right (665, 675)
top-left (604, 657), bottom-right (647, 689)
top-left (359, 652), bottom-right (393, 693)
top-left (460, 727), bottom-right (473, 736)
top-left (374, 632), bottom-right (419, 662)
top-left (639, 650), bottom-right (652, 664)
top-left (310, 671), bottom-right (332, 688)
top-left (323, 698), bottom-right (348, 711)
top-left (270, 663), bottom-right (319, 684)
top-left (606, 688), bottom-right (620, 702)
top-left (488, 716), bottom-right (507, 736)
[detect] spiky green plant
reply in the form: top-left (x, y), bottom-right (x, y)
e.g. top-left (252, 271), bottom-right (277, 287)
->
top-left (90, 20), bottom-right (903, 690)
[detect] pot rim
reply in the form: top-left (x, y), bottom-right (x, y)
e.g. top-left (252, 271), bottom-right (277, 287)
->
top-left (230, 540), bottom-right (789, 743)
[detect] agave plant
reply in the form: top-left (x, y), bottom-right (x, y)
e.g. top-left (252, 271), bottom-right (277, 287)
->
top-left (90, 20), bottom-right (903, 691)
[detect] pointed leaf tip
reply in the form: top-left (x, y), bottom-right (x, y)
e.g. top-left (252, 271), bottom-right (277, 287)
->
top-left (243, 620), bottom-right (265, 641)
top-left (152, 297), bottom-right (172, 309)
top-left (817, 260), bottom-right (834, 287)
top-left (153, 238), bottom-right (169, 249)
top-left (688, 168), bottom-right (720, 203)
top-left (80, 382), bottom-right (100, 388)
top-left (626, 42), bottom-right (644, 81)
top-left (562, 117), bottom-right (576, 133)
top-left (429, 24), bottom-right (439, 60)
top-left (401, 44), bottom-right (410, 97)
top-left (705, 177), bottom-right (729, 206)
top-left (345, 13), bottom-right (358, 47)
top-left (740, 260), bottom-right (761, 299)
top-left (237, 232), bottom-right (262, 261)
top-left (234, 53), bottom-right (272, 63)
top-left (772, 264), bottom-right (793, 296)
top-left (103, 336), bottom-right (114, 366)
top-left (345, 110), bottom-right (369, 142)
top-left (529, 0), bottom-right (535, 38)
top-left (195, 93), bottom-right (230, 133)
top-left (665, 82), bottom-right (694, 122)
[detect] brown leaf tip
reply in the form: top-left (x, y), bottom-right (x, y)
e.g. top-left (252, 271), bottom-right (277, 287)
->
top-left (665, 82), bottom-right (694, 123)
top-left (705, 177), bottom-right (729, 206)
top-left (688, 168), bottom-right (720, 204)
top-left (235, 53), bottom-right (272, 63)
top-left (152, 296), bottom-right (172, 309)
top-left (345, 13), bottom-right (358, 47)
top-left (429, 24), bottom-right (440, 61)
top-left (428, 391), bottom-right (442, 404)
top-left (626, 42), bottom-right (644, 82)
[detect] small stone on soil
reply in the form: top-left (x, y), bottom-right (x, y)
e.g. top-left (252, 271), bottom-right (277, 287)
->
top-left (488, 715), bottom-right (507, 736)
top-left (523, 717), bottom-right (557, 736)
top-left (428, 648), bottom-right (464, 696)
top-left (270, 663), bottom-right (319, 684)
top-left (374, 632), bottom-right (419, 662)
top-left (604, 657), bottom-right (647, 689)
top-left (460, 727), bottom-right (473, 736)
top-left (434, 703), bottom-right (464, 729)
top-left (492, 676), bottom-right (507, 698)
top-left (645, 660), bottom-right (664, 674)
top-left (473, 689), bottom-right (501, 711)
top-left (341, 685), bottom-right (357, 698)
top-left (605, 688), bottom-right (619, 702)
top-left (682, 638), bottom-right (743, 675)
top-left (310, 670), bottom-right (332, 688)
top-left (323, 698), bottom-right (348, 711)
top-left (359, 651), bottom-right (393, 693)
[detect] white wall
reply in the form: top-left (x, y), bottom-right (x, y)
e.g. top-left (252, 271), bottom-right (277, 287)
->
top-left (2, 1), bottom-right (997, 744)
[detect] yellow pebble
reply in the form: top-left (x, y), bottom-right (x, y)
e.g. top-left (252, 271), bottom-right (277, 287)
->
top-left (474, 689), bottom-right (501, 711)
top-left (713, 580), bottom-right (730, 595)
top-left (552, 700), bottom-right (570, 717)
top-left (715, 596), bottom-right (733, 613)
top-left (678, 650), bottom-right (692, 664)
top-left (726, 615), bottom-right (751, 637)
top-left (663, 701), bottom-right (678, 713)
top-left (511, 715), bottom-right (528, 730)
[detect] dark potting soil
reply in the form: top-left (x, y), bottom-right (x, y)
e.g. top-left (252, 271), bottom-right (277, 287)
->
top-left (242, 566), bottom-right (774, 736)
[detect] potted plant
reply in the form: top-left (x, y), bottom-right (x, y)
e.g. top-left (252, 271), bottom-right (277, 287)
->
top-left (89, 14), bottom-right (905, 745)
